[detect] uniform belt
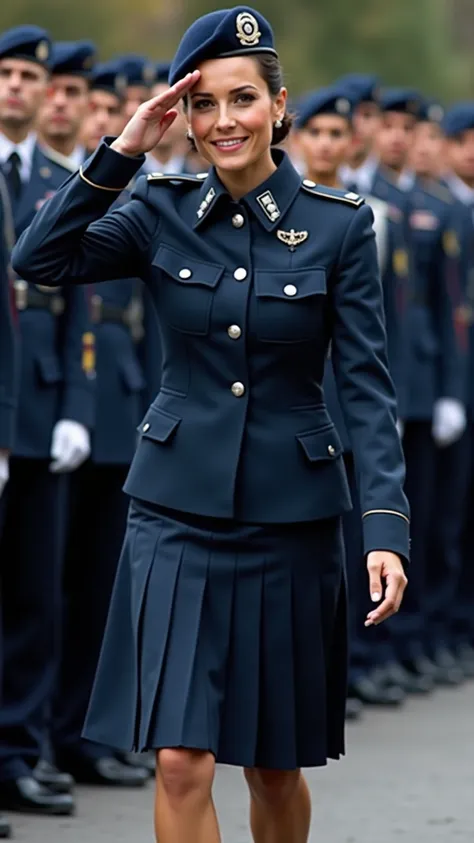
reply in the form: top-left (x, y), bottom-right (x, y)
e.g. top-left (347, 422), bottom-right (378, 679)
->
top-left (90, 293), bottom-right (144, 339)
top-left (14, 280), bottom-right (65, 315)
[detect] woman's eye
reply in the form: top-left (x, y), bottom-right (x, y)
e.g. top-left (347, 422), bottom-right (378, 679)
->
top-left (194, 99), bottom-right (213, 110)
top-left (236, 93), bottom-right (255, 104)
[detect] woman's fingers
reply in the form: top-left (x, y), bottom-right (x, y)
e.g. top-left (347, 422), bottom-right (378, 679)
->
top-left (147, 71), bottom-right (200, 114)
top-left (364, 551), bottom-right (407, 626)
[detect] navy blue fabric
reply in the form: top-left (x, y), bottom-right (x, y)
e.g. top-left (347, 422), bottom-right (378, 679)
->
top-left (0, 25), bottom-right (51, 69)
top-left (169, 6), bottom-right (277, 86)
top-left (442, 103), bottom-right (474, 138)
top-left (336, 74), bottom-right (379, 105)
top-left (50, 40), bottom-right (97, 77)
top-left (0, 178), bottom-right (17, 449)
top-left (13, 141), bottom-right (410, 556)
top-left (52, 463), bottom-right (129, 760)
top-left (115, 54), bottom-right (156, 87)
top-left (10, 145), bottom-right (94, 456)
top-left (84, 499), bottom-right (347, 769)
top-left (90, 61), bottom-right (126, 98)
top-left (451, 422), bottom-right (474, 647)
top-left (379, 88), bottom-right (420, 116)
top-left (294, 85), bottom-right (353, 129)
top-left (0, 459), bottom-right (68, 779)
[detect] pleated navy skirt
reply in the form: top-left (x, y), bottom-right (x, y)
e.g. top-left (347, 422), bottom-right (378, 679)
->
top-left (83, 499), bottom-right (348, 770)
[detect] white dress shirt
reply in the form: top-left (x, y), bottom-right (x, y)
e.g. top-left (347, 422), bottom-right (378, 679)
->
top-left (339, 155), bottom-right (379, 195)
top-left (445, 172), bottom-right (474, 206)
top-left (0, 130), bottom-right (37, 182)
top-left (143, 153), bottom-right (185, 175)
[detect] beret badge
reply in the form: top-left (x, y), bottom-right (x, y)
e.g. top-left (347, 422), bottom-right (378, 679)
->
top-left (236, 12), bottom-right (261, 47)
top-left (36, 40), bottom-right (49, 61)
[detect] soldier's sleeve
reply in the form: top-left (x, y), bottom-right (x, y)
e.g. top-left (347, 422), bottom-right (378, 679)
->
top-left (12, 139), bottom-right (156, 287)
top-left (331, 203), bottom-right (410, 562)
top-left (59, 286), bottom-right (96, 430)
top-left (0, 180), bottom-right (18, 450)
top-left (435, 207), bottom-right (469, 402)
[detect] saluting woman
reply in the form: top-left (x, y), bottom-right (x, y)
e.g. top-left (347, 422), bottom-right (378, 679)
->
top-left (13, 7), bottom-right (409, 843)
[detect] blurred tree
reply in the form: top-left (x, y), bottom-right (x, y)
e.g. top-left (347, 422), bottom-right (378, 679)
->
top-left (1, 0), bottom-right (472, 100)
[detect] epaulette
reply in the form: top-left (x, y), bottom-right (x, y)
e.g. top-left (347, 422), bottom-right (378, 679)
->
top-left (146, 172), bottom-right (204, 186)
top-left (300, 179), bottom-right (364, 207)
top-left (40, 144), bottom-right (76, 173)
top-left (422, 179), bottom-right (454, 204)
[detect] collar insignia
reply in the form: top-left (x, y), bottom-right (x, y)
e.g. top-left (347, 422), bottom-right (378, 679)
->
top-left (276, 229), bottom-right (308, 251)
top-left (196, 187), bottom-right (216, 219)
top-left (256, 190), bottom-right (280, 222)
top-left (236, 12), bottom-right (261, 46)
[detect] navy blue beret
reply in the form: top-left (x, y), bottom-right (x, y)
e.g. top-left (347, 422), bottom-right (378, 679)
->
top-left (379, 88), bottom-right (420, 117)
top-left (417, 96), bottom-right (444, 124)
top-left (169, 6), bottom-right (277, 86)
top-left (50, 40), bottom-right (97, 77)
top-left (294, 86), bottom-right (353, 129)
top-left (155, 62), bottom-right (171, 85)
top-left (0, 25), bottom-right (51, 69)
top-left (337, 73), bottom-right (379, 105)
top-left (90, 61), bottom-right (126, 99)
top-left (115, 54), bottom-right (156, 87)
top-left (442, 103), bottom-right (474, 137)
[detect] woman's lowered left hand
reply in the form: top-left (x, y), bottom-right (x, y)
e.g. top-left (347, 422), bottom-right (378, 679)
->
top-left (365, 551), bottom-right (407, 626)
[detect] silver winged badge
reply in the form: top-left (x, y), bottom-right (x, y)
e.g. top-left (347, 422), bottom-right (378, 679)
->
top-left (276, 229), bottom-right (309, 252)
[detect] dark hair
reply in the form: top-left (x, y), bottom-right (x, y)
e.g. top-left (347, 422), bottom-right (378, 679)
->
top-left (185, 52), bottom-right (292, 150)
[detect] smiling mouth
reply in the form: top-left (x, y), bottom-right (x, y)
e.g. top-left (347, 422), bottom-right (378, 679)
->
top-left (211, 137), bottom-right (249, 150)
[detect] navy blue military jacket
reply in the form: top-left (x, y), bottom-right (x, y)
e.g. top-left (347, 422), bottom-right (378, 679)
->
top-left (13, 140), bottom-right (410, 560)
top-left (8, 144), bottom-right (95, 458)
top-left (0, 173), bottom-right (18, 450)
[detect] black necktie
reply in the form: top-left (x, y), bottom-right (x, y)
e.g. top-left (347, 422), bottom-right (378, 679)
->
top-left (6, 150), bottom-right (22, 200)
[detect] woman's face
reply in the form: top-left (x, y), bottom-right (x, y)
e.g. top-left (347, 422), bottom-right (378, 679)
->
top-left (187, 56), bottom-right (286, 173)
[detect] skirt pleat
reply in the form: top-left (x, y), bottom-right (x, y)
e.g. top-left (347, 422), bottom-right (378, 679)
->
top-left (83, 500), bottom-right (348, 770)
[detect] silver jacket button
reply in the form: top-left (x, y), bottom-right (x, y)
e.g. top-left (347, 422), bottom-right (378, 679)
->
top-left (283, 284), bottom-right (297, 297)
top-left (179, 268), bottom-right (192, 279)
top-left (231, 381), bottom-right (245, 397)
top-left (143, 423), bottom-right (150, 432)
top-left (303, 178), bottom-right (316, 187)
top-left (232, 213), bottom-right (245, 228)
top-left (233, 267), bottom-right (247, 281)
top-left (327, 444), bottom-right (336, 456)
top-left (227, 325), bottom-right (242, 339)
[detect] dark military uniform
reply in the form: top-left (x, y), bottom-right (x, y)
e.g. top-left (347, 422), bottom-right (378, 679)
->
top-left (0, 28), bottom-right (94, 793)
top-left (13, 7), bottom-right (409, 771)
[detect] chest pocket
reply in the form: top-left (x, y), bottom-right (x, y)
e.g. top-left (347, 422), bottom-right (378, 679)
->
top-left (152, 244), bottom-right (225, 336)
top-left (254, 268), bottom-right (327, 343)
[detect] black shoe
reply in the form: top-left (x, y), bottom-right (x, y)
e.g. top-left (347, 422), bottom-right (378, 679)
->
top-left (116, 751), bottom-right (155, 776)
top-left (0, 815), bottom-right (11, 838)
top-left (348, 675), bottom-right (404, 706)
top-left (383, 660), bottom-right (434, 694)
top-left (0, 777), bottom-right (74, 816)
top-left (34, 759), bottom-right (75, 794)
top-left (456, 643), bottom-right (474, 678)
top-left (61, 755), bottom-right (149, 787)
top-left (430, 648), bottom-right (464, 686)
top-left (345, 696), bottom-right (363, 720)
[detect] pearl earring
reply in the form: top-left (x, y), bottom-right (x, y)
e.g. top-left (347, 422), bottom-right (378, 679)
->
top-left (186, 129), bottom-right (194, 140)
top-left (274, 119), bottom-right (283, 129)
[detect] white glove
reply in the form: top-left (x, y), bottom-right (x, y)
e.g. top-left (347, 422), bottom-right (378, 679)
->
top-left (432, 398), bottom-right (467, 447)
top-left (50, 419), bottom-right (91, 473)
top-left (0, 453), bottom-right (9, 499)
top-left (396, 419), bottom-right (404, 439)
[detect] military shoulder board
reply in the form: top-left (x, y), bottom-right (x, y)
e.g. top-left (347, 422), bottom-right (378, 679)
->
top-left (146, 172), bottom-right (203, 187)
top-left (301, 180), bottom-right (364, 207)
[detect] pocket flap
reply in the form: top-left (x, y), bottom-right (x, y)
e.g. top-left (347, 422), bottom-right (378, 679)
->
top-left (36, 354), bottom-right (62, 385)
top-left (153, 244), bottom-right (225, 288)
top-left (120, 357), bottom-right (146, 393)
top-left (296, 425), bottom-right (343, 462)
top-left (254, 267), bottom-right (327, 300)
top-left (138, 406), bottom-right (181, 443)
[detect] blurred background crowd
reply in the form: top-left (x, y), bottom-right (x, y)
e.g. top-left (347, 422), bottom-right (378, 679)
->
top-left (0, 0), bottom-right (474, 839)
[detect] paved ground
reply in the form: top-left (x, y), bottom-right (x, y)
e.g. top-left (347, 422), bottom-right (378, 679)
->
top-left (7, 682), bottom-right (474, 842)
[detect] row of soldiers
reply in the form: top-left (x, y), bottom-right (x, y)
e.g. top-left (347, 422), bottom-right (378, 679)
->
top-left (0, 20), bottom-right (473, 837)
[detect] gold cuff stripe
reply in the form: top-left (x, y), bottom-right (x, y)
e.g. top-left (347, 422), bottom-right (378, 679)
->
top-left (79, 166), bottom-right (126, 192)
top-left (362, 509), bottom-right (410, 525)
